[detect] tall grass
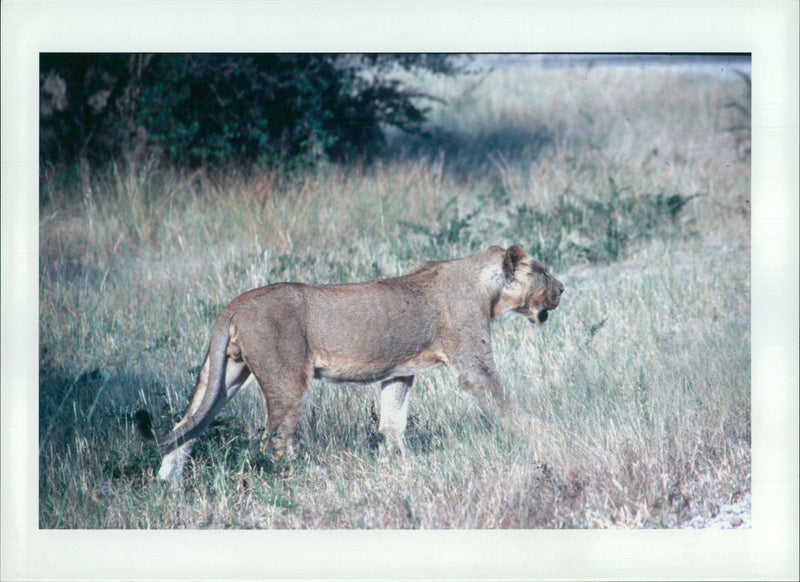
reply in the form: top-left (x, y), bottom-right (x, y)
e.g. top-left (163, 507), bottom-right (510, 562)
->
top-left (39, 61), bottom-right (750, 528)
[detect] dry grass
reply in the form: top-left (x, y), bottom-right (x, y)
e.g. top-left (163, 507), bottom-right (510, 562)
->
top-left (38, 59), bottom-right (750, 529)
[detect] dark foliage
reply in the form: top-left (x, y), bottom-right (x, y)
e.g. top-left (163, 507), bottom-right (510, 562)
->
top-left (40, 53), bottom-right (462, 171)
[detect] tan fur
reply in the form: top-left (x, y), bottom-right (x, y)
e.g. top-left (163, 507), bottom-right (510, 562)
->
top-left (149, 245), bottom-right (564, 483)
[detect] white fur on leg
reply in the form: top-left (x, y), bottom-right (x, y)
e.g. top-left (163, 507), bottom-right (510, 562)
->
top-left (157, 439), bottom-right (196, 486)
top-left (378, 378), bottom-right (412, 454)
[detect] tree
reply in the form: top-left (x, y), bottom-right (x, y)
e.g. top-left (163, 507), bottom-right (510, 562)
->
top-left (40, 53), bottom-right (463, 172)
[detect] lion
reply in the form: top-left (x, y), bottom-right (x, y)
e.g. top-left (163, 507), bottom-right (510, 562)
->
top-left (138, 245), bottom-right (563, 483)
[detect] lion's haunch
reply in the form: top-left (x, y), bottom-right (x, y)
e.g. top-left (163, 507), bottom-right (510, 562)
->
top-left (147, 245), bottom-right (564, 484)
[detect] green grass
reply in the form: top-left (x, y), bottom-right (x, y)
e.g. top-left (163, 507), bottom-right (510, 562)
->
top-left (39, 60), bottom-right (750, 528)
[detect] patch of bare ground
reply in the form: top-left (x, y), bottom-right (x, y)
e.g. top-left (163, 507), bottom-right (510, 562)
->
top-left (681, 490), bottom-right (751, 529)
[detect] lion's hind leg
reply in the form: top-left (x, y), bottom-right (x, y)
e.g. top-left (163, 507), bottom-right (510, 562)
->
top-left (378, 376), bottom-right (414, 455)
top-left (245, 356), bottom-right (311, 462)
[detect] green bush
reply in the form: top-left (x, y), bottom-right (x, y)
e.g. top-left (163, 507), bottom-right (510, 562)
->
top-left (39, 53), bottom-right (462, 171)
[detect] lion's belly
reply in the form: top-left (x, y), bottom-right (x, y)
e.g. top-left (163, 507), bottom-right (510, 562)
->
top-left (313, 348), bottom-right (447, 384)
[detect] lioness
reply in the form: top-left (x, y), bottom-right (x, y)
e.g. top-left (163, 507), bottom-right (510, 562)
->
top-left (141, 245), bottom-right (563, 483)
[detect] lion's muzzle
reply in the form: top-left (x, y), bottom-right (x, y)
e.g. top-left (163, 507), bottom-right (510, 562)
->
top-left (530, 276), bottom-right (564, 324)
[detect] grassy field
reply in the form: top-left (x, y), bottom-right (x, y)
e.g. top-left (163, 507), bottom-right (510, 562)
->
top-left (38, 59), bottom-right (751, 529)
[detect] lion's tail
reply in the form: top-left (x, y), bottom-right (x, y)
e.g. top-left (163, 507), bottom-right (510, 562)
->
top-left (137, 313), bottom-right (234, 455)
top-left (134, 409), bottom-right (157, 440)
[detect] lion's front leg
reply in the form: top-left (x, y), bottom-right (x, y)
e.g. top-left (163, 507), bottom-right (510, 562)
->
top-left (457, 371), bottom-right (506, 407)
top-left (378, 376), bottom-right (414, 453)
top-left (452, 350), bottom-right (508, 415)
top-left (443, 330), bottom-right (508, 411)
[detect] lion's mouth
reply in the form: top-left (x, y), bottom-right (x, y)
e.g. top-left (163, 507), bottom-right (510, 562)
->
top-left (525, 308), bottom-right (549, 324)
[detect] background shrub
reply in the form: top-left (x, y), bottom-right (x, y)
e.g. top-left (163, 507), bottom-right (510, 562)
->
top-left (39, 53), bottom-right (462, 176)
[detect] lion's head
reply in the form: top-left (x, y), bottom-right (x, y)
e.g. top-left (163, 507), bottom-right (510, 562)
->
top-left (501, 245), bottom-right (564, 324)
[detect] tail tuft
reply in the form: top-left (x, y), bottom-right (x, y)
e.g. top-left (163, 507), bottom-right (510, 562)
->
top-left (134, 410), bottom-right (156, 441)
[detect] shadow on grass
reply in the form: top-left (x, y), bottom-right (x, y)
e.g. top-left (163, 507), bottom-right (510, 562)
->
top-left (382, 122), bottom-right (556, 181)
top-left (38, 362), bottom-right (290, 495)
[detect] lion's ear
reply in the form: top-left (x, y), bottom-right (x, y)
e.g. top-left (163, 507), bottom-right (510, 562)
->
top-left (502, 245), bottom-right (527, 279)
